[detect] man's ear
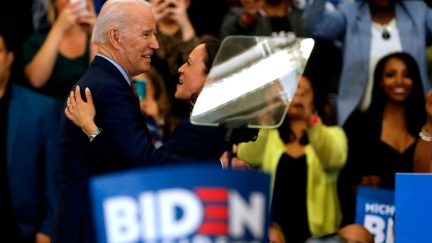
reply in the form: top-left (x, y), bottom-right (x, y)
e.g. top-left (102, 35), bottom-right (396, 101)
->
top-left (108, 28), bottom-right (121, 50)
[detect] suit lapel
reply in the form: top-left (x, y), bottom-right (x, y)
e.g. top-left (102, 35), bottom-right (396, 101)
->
top-left (355, 2), bottom-right (372, 70)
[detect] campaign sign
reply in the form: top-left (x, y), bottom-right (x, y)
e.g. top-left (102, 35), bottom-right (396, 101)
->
top-left (90, 165), bottom-right (271, 243)
top-left (355, 186), bottom-right (395, 243)
top-left (395, 173), bottom-right (432, 243)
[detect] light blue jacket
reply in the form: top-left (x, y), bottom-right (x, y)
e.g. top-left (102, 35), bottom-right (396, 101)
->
top-left (304, 0), bottom-right (432, 125)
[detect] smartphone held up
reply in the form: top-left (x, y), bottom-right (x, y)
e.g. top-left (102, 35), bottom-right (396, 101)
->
top-left (70, 0), bottom-right (88, 16)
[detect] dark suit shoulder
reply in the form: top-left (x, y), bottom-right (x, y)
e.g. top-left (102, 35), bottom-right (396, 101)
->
top-left (75, 56), bottom-right (131, 95)
top-left (88, 56), bottom-right (128, 85)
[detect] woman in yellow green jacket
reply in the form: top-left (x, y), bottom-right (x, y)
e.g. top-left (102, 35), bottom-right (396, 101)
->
top-left (237, 75), bottom-right (347, 242)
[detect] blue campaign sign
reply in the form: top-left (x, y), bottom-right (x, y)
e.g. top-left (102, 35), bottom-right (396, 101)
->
top-left (395, 173), bottom-right (432, 243)
top-left (355, 186), bottom-right (395, 243)
top-left (90, 165), bottom-right (271, 243)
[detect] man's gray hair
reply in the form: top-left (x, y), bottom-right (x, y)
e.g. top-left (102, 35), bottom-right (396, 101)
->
top-left (91, 0), bottom-right (152, 44)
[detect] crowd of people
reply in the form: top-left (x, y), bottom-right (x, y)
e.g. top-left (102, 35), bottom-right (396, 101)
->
top-left (1, 0), bottom-right (432, 242)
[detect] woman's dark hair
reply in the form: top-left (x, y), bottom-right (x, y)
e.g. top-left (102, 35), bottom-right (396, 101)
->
top-left (202, 37), bottom-right (221, 75)
top-left (189, 37), bottom-right (221, 108)
top-left (369, 52), bottom-right (425, 136)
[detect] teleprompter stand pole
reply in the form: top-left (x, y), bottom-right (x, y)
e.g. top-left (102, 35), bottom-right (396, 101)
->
top-left (222, 122), bottom-right (259, 169)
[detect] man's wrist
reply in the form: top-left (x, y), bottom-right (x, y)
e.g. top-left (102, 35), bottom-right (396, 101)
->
top-left (82, 122), bottom-right (98, 136)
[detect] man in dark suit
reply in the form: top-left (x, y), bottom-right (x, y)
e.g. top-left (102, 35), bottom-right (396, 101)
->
top-left (0, 22), bottom-right (59, 243)
top-left (55, 1), bottom-right (227, 242)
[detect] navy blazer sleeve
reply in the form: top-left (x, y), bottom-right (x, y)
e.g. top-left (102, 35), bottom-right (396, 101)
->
top-left (76, 57), bottom-right (196, 168)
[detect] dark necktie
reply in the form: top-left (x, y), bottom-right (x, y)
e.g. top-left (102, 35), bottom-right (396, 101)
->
top-left (131, 83), bottom-right (139, 100)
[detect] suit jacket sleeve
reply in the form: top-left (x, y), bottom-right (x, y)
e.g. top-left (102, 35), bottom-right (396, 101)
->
top-left (303, 0), bottom-right (346, 39)
top-left (89, 76), bottom-right (191, 167)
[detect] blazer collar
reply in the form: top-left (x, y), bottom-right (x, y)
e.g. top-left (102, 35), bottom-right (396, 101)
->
top-left (91, 55), bottom-right (130, 86)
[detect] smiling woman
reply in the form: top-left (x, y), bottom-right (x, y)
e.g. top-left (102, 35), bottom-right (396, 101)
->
top-left (379, 57), bottom-right (413, 104)
top-left (304, 0), bottom-right (432, 128)
top-left (63, 38), bottom-right (250, 168)
top-left (339, 52), bottom-right (427, 226)
top-left (175, 43), bottom-right (208, 104)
